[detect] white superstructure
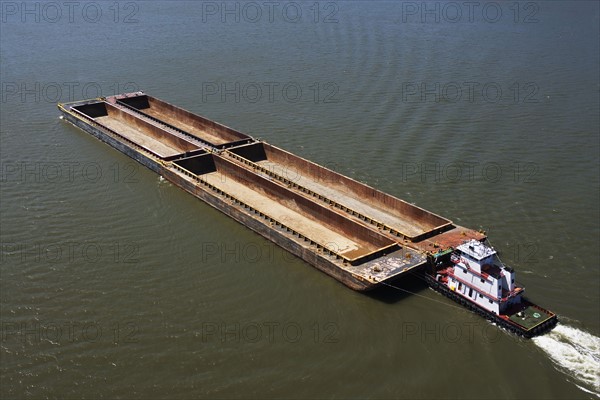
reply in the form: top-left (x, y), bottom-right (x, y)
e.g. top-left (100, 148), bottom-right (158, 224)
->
top-left (445, 239), bottom-right (523, 314)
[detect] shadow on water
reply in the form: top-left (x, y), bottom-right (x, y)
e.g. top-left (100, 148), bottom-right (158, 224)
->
top-left (365, 271), bottom-right (430, 304)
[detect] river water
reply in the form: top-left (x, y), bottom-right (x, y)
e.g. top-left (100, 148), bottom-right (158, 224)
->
top-left (1, 1), bottom-right (599, 398)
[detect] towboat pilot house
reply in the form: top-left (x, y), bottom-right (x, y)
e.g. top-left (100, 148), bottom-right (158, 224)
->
top-left (446, 240), bottom-right (523, 315)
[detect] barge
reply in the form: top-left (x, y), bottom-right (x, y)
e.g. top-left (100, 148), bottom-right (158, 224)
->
top-left (58, 91), bottom-right (557, 337)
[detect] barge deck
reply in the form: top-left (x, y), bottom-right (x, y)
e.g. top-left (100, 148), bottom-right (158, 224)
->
top-left (57, 93), bottom-right (506, 288)
top-left (59, 92), bottom-right (439, 290)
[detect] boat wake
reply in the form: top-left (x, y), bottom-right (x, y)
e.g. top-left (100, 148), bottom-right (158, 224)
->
top-left (533, 324), bottom-right (600, 397)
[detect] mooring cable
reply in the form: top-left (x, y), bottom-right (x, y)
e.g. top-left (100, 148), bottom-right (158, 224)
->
top-left (379, 280), bottom-right (467, 311)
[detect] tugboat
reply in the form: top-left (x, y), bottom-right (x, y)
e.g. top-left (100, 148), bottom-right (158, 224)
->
top-left (425, 239), bottom-right (557, 338)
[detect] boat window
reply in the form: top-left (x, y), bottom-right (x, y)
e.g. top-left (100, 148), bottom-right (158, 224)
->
top-left (468, 288), bottom-right (473, 297)
top-left (480, 278), bottom-right (485, 283)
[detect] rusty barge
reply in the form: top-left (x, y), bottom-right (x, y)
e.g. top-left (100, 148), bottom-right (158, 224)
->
top-left (58, 92), bottom-right (557, 337)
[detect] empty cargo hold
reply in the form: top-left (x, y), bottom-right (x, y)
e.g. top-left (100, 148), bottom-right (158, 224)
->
top-left (175, 153), bottom-right (399, 264)
top-left (74, 101), bottom-right (200, 158)
top-left (116, 94), bottom-right (252, 147)
top-left (225, 142), bottom-right (453, 241)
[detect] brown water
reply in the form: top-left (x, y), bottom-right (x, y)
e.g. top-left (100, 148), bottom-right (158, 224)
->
top-left (1, 1), bottom-right (599, 398)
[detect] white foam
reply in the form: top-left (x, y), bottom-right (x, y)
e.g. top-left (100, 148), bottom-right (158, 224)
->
top-left (533, 324), bottom-right (600, 397)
